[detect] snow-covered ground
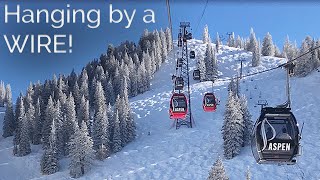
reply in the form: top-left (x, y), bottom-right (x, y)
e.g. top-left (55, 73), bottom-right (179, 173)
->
top-left (0, 39), bottom-right (319, 179)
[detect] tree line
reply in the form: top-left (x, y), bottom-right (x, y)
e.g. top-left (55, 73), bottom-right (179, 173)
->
top-left (2, 27), bottom-right (172, 178)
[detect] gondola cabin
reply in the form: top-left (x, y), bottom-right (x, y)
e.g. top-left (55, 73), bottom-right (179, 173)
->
top-left (177, 58), bottom-right (184, 68)
top-left (186, 32), bottom-right (192, 40)
top-left (251, 107), bottom-right (301, 165)
top-left (190, 51), bottom-right (195, 59)
top-left (174, 77), bottom-right (184, 90)
top-left (169, 93), bottom-right (188, 119)
top-left (202, 93), bottom-right (217, 112)
top-left (193, 69), bottom-right (200, 80)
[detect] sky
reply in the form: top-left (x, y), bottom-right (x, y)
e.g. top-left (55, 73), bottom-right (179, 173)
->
top-left (1, 0), bottom-right (320, 99)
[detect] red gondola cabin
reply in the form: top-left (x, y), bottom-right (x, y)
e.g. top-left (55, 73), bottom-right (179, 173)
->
top-left (169, 93), bottom-right (188, 119)
top-left (203, 93), bottom-right (217, 112)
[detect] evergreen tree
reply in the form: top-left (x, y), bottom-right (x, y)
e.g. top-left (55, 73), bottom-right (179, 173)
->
top-left (2, 84), bottom-right (15, 137)
top-left (236, 35), bottom-right (242, 49)
top-left (207, 157), bottom-right (229, 180)
top-left (203, 25), bottom-right (210, 44)
top-left (282, 35), bottom-right (298, 61)
top-left (248, 28), bottom-right (257, 53)
top-left (78, 95), bottom-right (90, 132)
top-left (42, 96), bottom-right (55, 148)
top-left (79, 69), bottom-right (89, 100)
top-left (105, 79), bottom-right (116, 105)
top-left (63, 93), bottom-right (78, 156)
top-left (17, 98), bottom-right (31, 156)
top-left (25, 94), bottom-right (35, 144)
top-left (204, 43), bottom-right (218, 80)
top-left (160, 29), bottom-right (168, 62)
top-left (227, 32), bottom-right (235, 47)
top-left (40, 118), bottom-right (59, 175)
top-left (69, 121), bottom-right (94, 178)
top-left (274, 44), bottom-right (282, 58)
top-left (33, 98), bottom-right (42, 145)
top-left (239, 95), bottom-right (253, 146)
top-left (112, 110), bottom-right (122, 153)
top-left (54, 100), bottom-right (64, 158)
top-left (165, 27), bottom-right (173, 52)
top-left (92, 81), bottom-right (111, 159)
top-left (261, 32), bottom-right (275, 56)
top-left (215, 32), bottom-right (221, 52)
top-left (0, 81), bottom-right (5, 107)
top-left (222, 91), bottom-right (244, 159)
top-left (252, 40), bottom-right (261, 67)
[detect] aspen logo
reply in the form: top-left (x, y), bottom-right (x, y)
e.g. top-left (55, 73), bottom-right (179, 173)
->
top-left (268, 143), bottom-right (291, 151)
top-left (174, 107), bottom-right (185, 112)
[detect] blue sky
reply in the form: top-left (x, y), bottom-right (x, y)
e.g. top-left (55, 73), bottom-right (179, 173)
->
top-left (1, 0), bottom-right (320, 99)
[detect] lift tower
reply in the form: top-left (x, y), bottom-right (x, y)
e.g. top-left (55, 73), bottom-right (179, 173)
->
top-left (174, 22), bottom-right (193, 129)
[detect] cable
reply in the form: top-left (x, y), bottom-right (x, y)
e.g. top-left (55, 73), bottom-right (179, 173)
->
top-left (194, 0), bottom-right (209, 35)
top-left (214, 45), bottom-right (320, 83)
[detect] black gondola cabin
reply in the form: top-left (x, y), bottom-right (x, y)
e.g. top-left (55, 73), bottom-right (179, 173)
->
top-left (251, 107), bottom-right (301, 165)
top-left (190, 51), bottom-right (195, 59)
top-left (174, 77), bottom-right (184, 90)
top-left (193, 69), bottom-right (200, 80)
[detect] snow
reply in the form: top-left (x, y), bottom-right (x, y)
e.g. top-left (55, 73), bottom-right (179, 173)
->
top-left (0, 39), bottom-right (320, 179)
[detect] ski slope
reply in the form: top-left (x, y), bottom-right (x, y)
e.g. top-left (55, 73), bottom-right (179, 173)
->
top-left (0, 39), bottom-right (320, 179)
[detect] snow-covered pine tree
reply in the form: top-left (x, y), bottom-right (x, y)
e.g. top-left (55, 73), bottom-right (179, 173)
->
top-left (165, 27), bottom-right (173, 52)
top-left (112, 110), bottom-right (122, 153)
top-left (142, 51), bottom-right (151, 90)
top-left (252, 39), bottom-right (261, 67)
top-left (92, 81), bottom-right (111, 159)
top-left (14, 94), bottom-right (24, 142)
top-left (248, 28), bottom-right (258, 53)
top-left (227, 78), bottom-right (236, 94)
top-left (282, 35), bottom-right (298, 61)
top-left (114, 95), bottom-right (128, 147)
top-left (63, 93), bottom-right (78, 156)
top-left (79, 69), bottom-right (89, 101)
top-left (239, 95), bottom-right (253, 146)
top-left (17, 98), bottom-right (31, 156)
top-left (78, 95), bottom-right (90, 132)
top-left (137, 62), bottom-right (147, 94)
top-left (0, 81), bottom-right (5, 107)
top-left (274, 44), bottom-right (282, 58)
top-left (207, 156), bottom-right (229, 180)
top-left (54, 100), bottom-right (64, 159)
top-left (73, 80), bottom-right (81, 114)
top-left (105, 79), bottom-right (116, 105)
top-left (295, 39), bottom-right (312, 77)
top-left (2, 84), bottom-right (15, 138)
top-left (222, 91), bottom-right (244, 159)
top-left (25, 94), bottom-right (36, 144)
top-left (32, 98), bottom-right (41, 145)
top-left (261, 32), bottom-right (275, 56)
top-left (120, 79), bottom-right (136, 144)
top-left (215, 32), bottom-right (221, 52)
top-left (203, 25), bottom-right (210, 44)
top-left (69, 121), bottom-right (94, 178)
top-left (42, 96), bottom-right (55, 148)
top-left (160, 29), bottom-right (168, 63)
top-left (228, 32), bottom-right (235, 47)
top-left (40, 118), bottom-right (59, 175)
top-left (236, 35), bottom-right (242, 49)
top-left (204, 43), bottom-right (218, 81)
